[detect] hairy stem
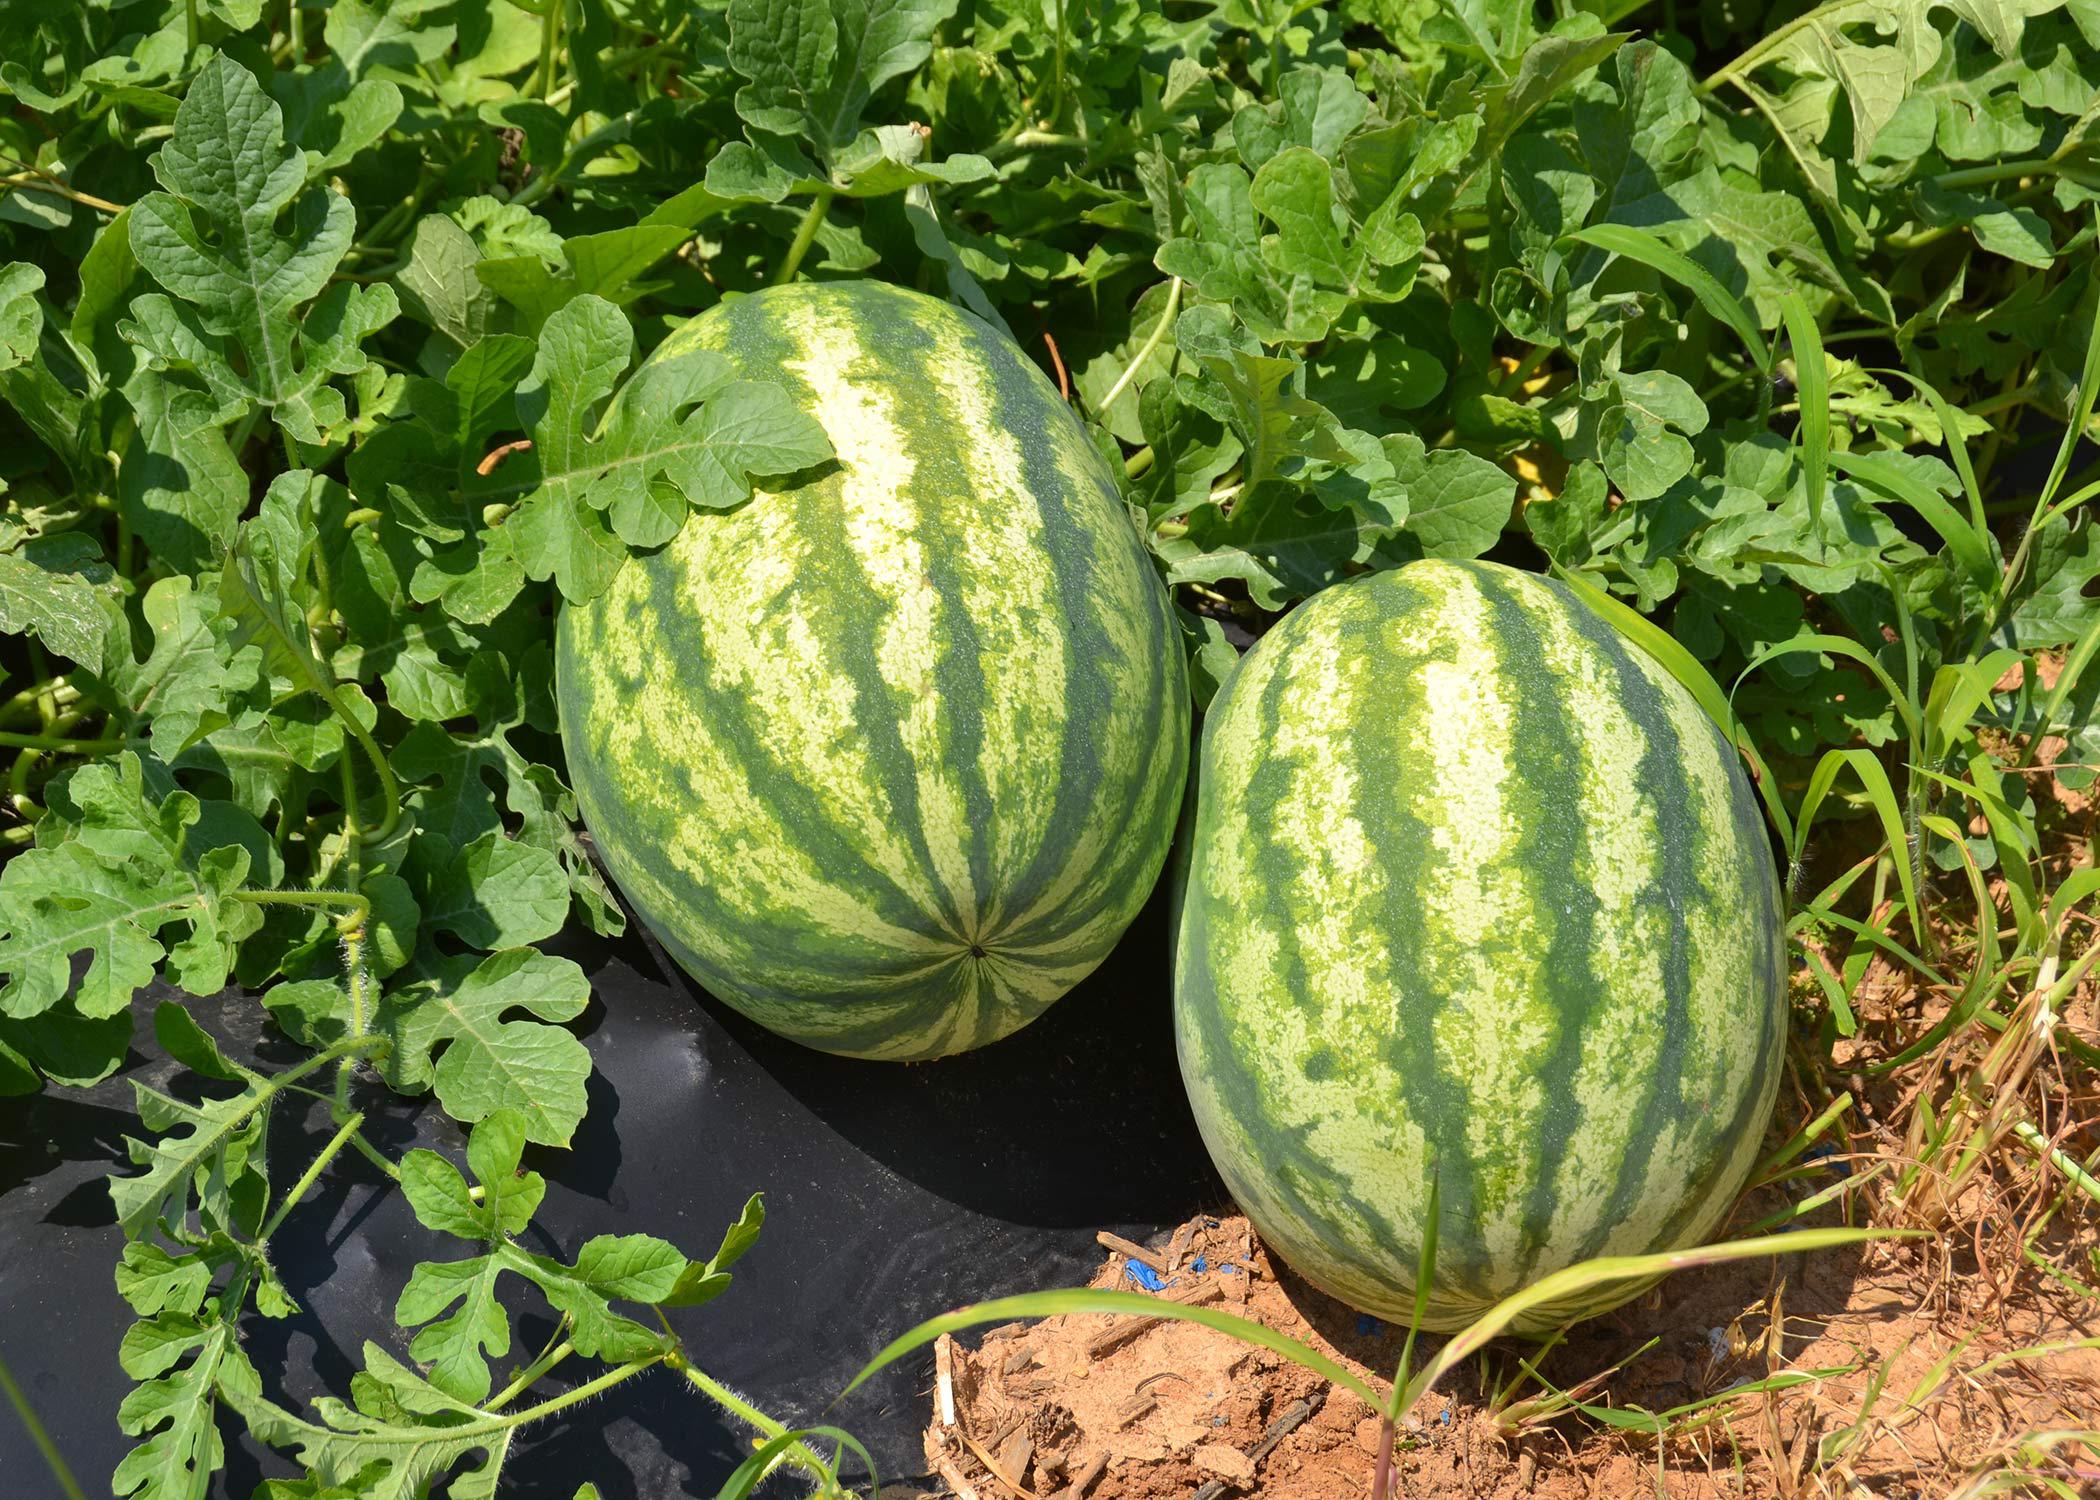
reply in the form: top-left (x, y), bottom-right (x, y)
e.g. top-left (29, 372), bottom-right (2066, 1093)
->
top-left (667, 1354), bottom-right (838, 1486)
top-left (487, 1335), bottom-right (576, 1412)
top-left (258, 1111), bottom-right (366, 1240)
top-left (501, 1356), bottom-right (663, 1430)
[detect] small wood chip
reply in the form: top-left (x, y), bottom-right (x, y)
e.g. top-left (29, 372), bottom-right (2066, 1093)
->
top-left (1094, 1230), bottom-right (1168, 1273)
top-left (1164, 1221), bottom-right (1196, 1272)
top-left (1055, 1452), bottom-right (1107, 1500)
top-left (1111, 1393), bottom-right (1156, 1429)
top-left (1084, 1278), bottom-right (1223, 1361)
top-left (1002, 1346), bottom-right (1039, 1377)
top-left (996, 1428), bottom-right (1035, 1487)
top-left (958, 1427), bottom-right (1041, 1500)
top-left (932, 1442), bottom-right (983, 1500)
top-left (934, 1334), bottom-right (958, 1427)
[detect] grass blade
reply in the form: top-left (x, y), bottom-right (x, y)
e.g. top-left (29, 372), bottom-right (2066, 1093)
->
top-left (717, 1424), bottom-right (876, 1500)
top-left (1401, 1228), bottom-right (1913, 1412)
top-left (2034, 227), bottom-right (2100, 515)
top-left (1780, 290), bottom-right (1830, 544)
top-left (1791, 747), bottom-right (1922, 948)
top-left (1567, 224), bottom-right (1770, 372)
top-left (2017, 609), bottom-right (2100, 768)
top-left (841, 1288), bottom-right (1386, 1412)
top-left (1870, 365), bottom-right (1989, 536)
top-left (1734, 634), bottom-right (1922, 748)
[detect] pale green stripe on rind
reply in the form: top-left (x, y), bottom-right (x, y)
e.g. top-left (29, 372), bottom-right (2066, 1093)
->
top-left (1175, 559), bottom-right (1784, 1331)
top-left (560, 281), bottom-right (1187, 1060)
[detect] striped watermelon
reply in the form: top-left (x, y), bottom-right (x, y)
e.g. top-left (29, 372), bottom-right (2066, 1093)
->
top-left (1174, 560), bottom-right (1785, 1332)
top-left (558, 281), bottom-right (1189, 1061)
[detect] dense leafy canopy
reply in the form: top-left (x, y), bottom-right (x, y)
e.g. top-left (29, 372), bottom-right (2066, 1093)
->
top-left (1, 0), bottom-right (2098, 1494)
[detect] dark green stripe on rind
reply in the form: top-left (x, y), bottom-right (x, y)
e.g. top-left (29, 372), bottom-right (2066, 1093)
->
top-left (1173, 560), bottom-right (1785, 1331)
top-left (558, 280), bottom-right (1189, 1060)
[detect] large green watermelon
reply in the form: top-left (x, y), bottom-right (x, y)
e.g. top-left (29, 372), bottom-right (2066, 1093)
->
top-left (557, 281), bottom-right (1188, 1060)
top-left (1175, 560), bottom-right (1785, 1332)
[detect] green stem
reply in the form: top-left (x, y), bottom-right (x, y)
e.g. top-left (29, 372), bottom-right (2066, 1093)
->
top-left (1097, 279), bottom-right (1182, 414)
top-left (0, 1350), bottom-right (85, 1500)
top-left (1124, 445), bottom-right (1155, 480)
top-left (774, 189), bottom-right (835, 285)
top-left (0, 729), bottom-right (126, 753)
top-left (487, 1335), bottom-right (576, 1412)
top-left (533, 0), bottom-right (564, 100)
top-left (115, 473), bottom-right (133, 577)
top-left (1702, 0), bottom-right (1830, 94)
top-left (287, 0), bottom-right (302, 58)
top-left (343, 1127), bottom-right (403, 1181)
top-left (0, 679), bottom-right (74, 728)
top-left (498, 1356), bottom-right (664, 1431)
top-left (667, 1355), bottom-right (837, 1484)
top-left (1930, 158), bottom-right (2057, 191)
top-left (1497, 342), bottom-right (1553, 395)
top-left (231, 888), bottom-right (371, 921)
top-left (1049, 0), bottom-right (1066, 125)
top-left (2012, 1120), bottom-right (2100, 1204)
top-left (258, 1111), bottom-right (365, 1240)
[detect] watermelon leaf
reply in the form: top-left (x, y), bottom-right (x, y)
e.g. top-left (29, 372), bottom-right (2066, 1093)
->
top-left (377, 948), bottom-right (593, 1145)
top-left (486, 295), bottom-right (832, 601)
top-left (120, 56), bottom-right (398, 448)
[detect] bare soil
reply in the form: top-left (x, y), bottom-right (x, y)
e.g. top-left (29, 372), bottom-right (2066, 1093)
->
top-left (922, 1202), bottom-right (2100, 1500)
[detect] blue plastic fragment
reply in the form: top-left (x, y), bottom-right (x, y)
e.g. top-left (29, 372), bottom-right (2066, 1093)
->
top-left (1356, 1314), bottom-right (1384, 1337)
top-left (1191, 1256), bottom-right (1209, 1272)
top-left (1124, 1260), bottom-right (1171, 1292)
top-left (1440, 1409), bottom-right (1452, 1425)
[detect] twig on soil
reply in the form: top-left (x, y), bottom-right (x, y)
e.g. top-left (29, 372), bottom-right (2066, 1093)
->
top-left (1190, 1390), bottom-right (1327, 1498)
top-left (1055, 1452), bottom-right (1107, 1499)
top-left (935, 1450), bottom-right (986, 1500)
top-left (1085, 1278), bottom-right (1224, 1360)
top-left (1096, 1230), bottom-right (1169, 1273)
top-left (956, 1424), bottom-right (1045, 1500)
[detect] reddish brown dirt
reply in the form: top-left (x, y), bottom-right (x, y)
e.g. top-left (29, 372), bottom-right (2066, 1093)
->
top-left (923, 1214), bottom-right (2100, 1500)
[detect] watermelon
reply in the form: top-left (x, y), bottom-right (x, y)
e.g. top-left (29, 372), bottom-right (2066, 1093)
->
top-left (1174, 560), bottom-right (1786, 1332)
top-left (557, 280), bottom-right (1189, 1061)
